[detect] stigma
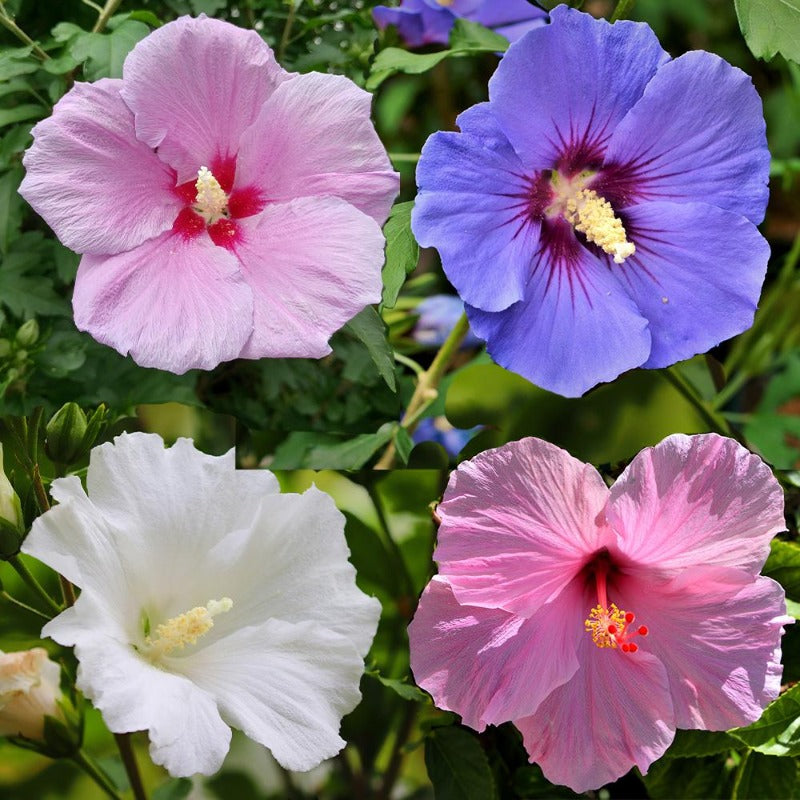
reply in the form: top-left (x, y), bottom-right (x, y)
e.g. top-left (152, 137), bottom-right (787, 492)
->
top-left (142, 597), bottom-right (233, 659)
top-left (193, 166), bottom-right (229, 224)
top-left (585, 604), bottom-right (648, 653)
top-left (564, 189), bottom-right (635, 264)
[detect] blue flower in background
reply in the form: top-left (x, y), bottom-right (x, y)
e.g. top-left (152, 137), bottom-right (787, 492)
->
top-left (412, 415), bottom-right (481, 456)
top-left (373, 0), bottom-right (547, 48)
top-left (412, 6), bottom-right (771, 398)
top-left (413, 295), bottom-right (483, 348)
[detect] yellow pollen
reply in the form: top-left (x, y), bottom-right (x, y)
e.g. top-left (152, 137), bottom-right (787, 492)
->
top-left (144, 597), bottom-right (232, 657)
top-left (584, 603), bottom-right (626, 649)
top-left (436, 0), bottom-right (455, 5)
top-left (194, 166), bottom-right (228, 224)
top-left (564, 189), bottom-right (635, 264)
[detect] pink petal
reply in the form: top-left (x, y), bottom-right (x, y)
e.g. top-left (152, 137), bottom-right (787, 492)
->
top-left (409, 577), bottom-right (583, 730)
top-left (435, 438), bottom-right (613, 617)
top-left (121, 16), bottom-right (289, 183)
top-left (606, 433), bottom-right (785, 575)
top-left (231, 197), bottom-right (384, 359)
top-left (233, 71), bottom-right (399, 225)
top-left (517, 638), bottom-right (675, 793)
top-left (615, 567), bottom-right (790, 731)
top-left (73, 231), bottom-right (253, 373)
top-left (19, 79), bottom-right (180, 255)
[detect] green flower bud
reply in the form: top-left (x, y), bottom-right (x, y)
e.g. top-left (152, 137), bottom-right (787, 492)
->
top-left (15, 319), bottom-right (39, 348)
top-left (0, 340), bottom-right (10, 359)
top-left (0, 445), bottom-right (22, 545)
top-left (46, 403), bottom-right (88, 465)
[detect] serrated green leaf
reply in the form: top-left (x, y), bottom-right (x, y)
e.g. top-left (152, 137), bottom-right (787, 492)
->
top-left (189, 0), bottom-right (227, 13)
top-left (127, 10), bottom-right (163, 27)
top-left (367, 670), bottom-right (429, 703)
top-left (424, 726), bottom-right (496, 800)
top-left (731, 684), bottom-right (800, 756)
top-left (642, 755), bottom-right (735, 799)
top-left (0, 47), bottom-right (38, 81)
top-left (71, 20), bottom-right (150, 80)
top-left (393, 426), bottom-right (414, 464)
top-left (733, 752), bottom-right (797, 799)
top-left (0, 166), bottom-right (24, 254)
top-left (382, 201), bottom-right (418, 309)
top-left (448, 18), bottom-right (509, 51)
top-left (735, 0), bottom-right (800, 63)
top-left (0, 105), bottom-right (45, 129)
top-left (763, 539), bottom-right (800, 600)
top-left (271, 423), bottom-right (396, 469)
top-left (152, 777), bottom-right (193, 800)
top-left (343, 306), bottom-right (397, 391)
top-left (662, 729), bottom-right (742, 759)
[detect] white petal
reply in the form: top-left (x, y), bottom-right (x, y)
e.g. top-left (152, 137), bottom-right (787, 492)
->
top-left (178, 619), bottom-right (364, 771)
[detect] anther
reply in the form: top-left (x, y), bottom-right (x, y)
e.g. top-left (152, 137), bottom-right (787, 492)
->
top-left (193, 167), bottom-right (229, 225)
top-left (564, 188), bottom-right (635, 264)
top-left (142, 597), bottom-right (233, 659)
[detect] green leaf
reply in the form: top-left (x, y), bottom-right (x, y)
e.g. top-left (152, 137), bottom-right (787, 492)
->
top-left (662, 729), bottom-right (742, 758)
top-left (763, 539), bottom-right (800, 601)
top-left (393, 426), bottom-right (414, 465)
top-left (367, 670), bottom-right (429, 703)
top-left (71, 20), bottom-right (150, 80)
top-left (731, 684), bottom-right (800, 756)
top-left (127, 10), bottom-right (163, 27)
top-left (0, 166), bottom-right (24, 254)
top-left (368, 20), bottom-right (508, 90)
top-left (735, 0), bottom-right (800, 63)
top-left (0, 47), bottom-right (38, 80)
top-left (424, 726), bottom-right (496, 800)
top-left (343, 511), bottom-right (401, 595)
top-left (0, 105), bottom-right (45, 129)
top-left (343, 306), bottom-right (397, 391)
top-left (152, 778), bottom-right (193, 800)
top-left (271, 423), bottom-right (396, 469)
top-left (381, 201), bottom-right (419, 309)
top-left (0, 235), bottom-right (69, 318)
top-left (189, 0), bottom-right (228, 13)
top-left (733, 752), bottom-right (797, 799)
top-left (642, 755), bottom-right (735, 799)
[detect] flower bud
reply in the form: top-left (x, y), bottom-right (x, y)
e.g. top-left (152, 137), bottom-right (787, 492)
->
top-left (0, 445), bottom-right (22, 557)
top-left (0, 649), bottom-right (65, 742)
top-left (45, 403), bottom-right (87, 465)
top-left (0, 339), bottom-right (11, 358)
top-left (15, 319), bottom-right (39, 348)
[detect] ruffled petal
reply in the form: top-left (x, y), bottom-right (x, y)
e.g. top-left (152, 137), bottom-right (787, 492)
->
top-left (232, 72), bottom-right (398, 225)
top-left (466, 222), bottom-right (651, 397)
top-left (601, 52), bottom-right (769, 225)
top-left (19, 79), bottom-right (180, 255)
top-left (472, 0), bottom-right (547, 38)
top-left (489, 6), bottom-right (669, 172)
top-left (121, 16), bottom-right (289, 182)
top-left (617, 201), bottom-right (769, 369)
top-left (203, 486), bottom-right (380, 659)
top-left (373, 1), bottom-right (455, 47)
top-left (409, 577), bottom-right (583, 729)
top-left (73, 230), bottom-right (253, 373)
top-left (45, 608), bottom-right (231, 777)
top-left (606, 433), bottom-right (785, 575)
top-left (516, 638), bottom-right (675, 793)
top-left (435, 437), bottom-right (613, 616)
top-left (412, 103), bottom-right (542, 312)
top-left (82, 434), bottom-right (278, 610)
top-left (177, 619), bottom-right (365, 772)
top-left (232, 197), bottom-right (384, 360)
top-left (615, 567), bottom-right (790, 731)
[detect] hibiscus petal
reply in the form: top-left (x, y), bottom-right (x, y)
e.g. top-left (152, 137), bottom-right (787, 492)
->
top-left (409, 577), bottom-right (582, 729)
top-left (472, 0), bottom-right (547, 36)
top-left (44, 613), bottom-right (231, 776)
top-left (435, 437), bottom-right (613, 617)
top-left (232, 197), bottom-right (384, 359)
top-left (606, 433), bottom-right (785, 575)
top-left (489, 6), bottom-right (669, 171)
top-left (516, 640), bottom-right (675, 793)
top-left (618, 201), bottom-right (769, 369)
top-left (19, 79), bottom-right (180, 255)
top-left (204, 486), bottom-right (380, 659)
top-left (178, 619), bottom-right (365, 772)
top-left (121, 15), bottom-right (289, 182)
top-left (466, 222), bottom-right (651, 397)
top-left (412, 103), bottom-right (542, 312)
top-left (615, 567), bottom-right (790, 731)
top-left (232, 72), bottom-right (398, 225)
top-left (73, 230), bottom-right (253, 373)
top-left (373, 1), bottom-right (454, 47)
top-left (602, 52), bottom-right (769, 225)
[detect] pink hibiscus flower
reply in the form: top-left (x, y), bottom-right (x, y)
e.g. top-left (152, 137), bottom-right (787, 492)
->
top-left (409, 434), bottom-right (791, 792)
top-left (19, 16), bottom-right (399, 373)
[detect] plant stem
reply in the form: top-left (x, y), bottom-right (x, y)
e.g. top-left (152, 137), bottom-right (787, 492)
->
top-left (375, 312), bottom-right (470, 469)
top-left (7, 555), bottom-right (62, 616)
top-left (378, 703), bottom-right (417, 800)
top-left (114, 733), bottom-right (147, 800)
top-left (277, 2), bottom-right (298, 63)
top-left (0, 2), bottom-right (50, 60)
top-left (73, 749), bottom-right (123, 800)
top-left (389, 153), bottom-right (421, 164)
top-left (1, 590), bottom-right (51, 620)
top-left (661, 367), bottom-right (740, 441)
top-left (92, 0), bottom-right (123, 34)
top-left (366, 482), bottom-right (415, 601)
top-left (610, 0), bottom-right (635, 22)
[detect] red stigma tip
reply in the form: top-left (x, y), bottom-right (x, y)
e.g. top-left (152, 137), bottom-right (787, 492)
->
top-left (607, 624), bottom-right (617, 635)
top-left (621, 643), bottom-right (630, 652)
top-left (628, 643), bottom-right (638, 653)
top-left (638, 625), bottom-right (648, 636)
top-left (625, 612), bottom-right (635, 624)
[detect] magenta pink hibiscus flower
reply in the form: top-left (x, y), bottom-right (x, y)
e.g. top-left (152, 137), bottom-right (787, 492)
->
top-left (409, 435), bottom-right (791, 792)
top-left (19, 16), bottom-right (399, 373)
